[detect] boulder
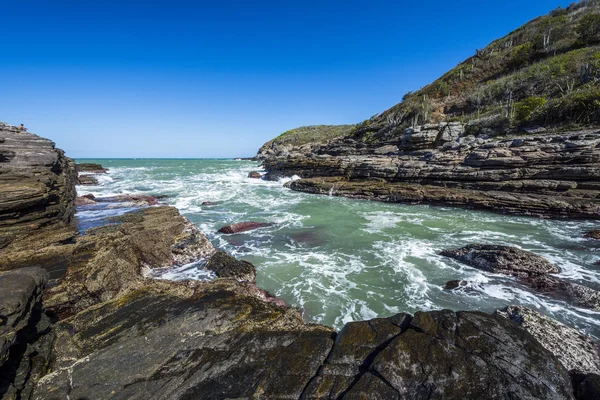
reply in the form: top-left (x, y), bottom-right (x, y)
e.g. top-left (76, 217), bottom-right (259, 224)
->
top-left (248, 171), bottom-right (262, 179)
top-left (201, 201), bottom-right (220, 206)
top-left (496, 306), bottom-right (600, 375)
top-left (218, 221), bottom-right (275, 234)
top-left (440, 244), bottom-right (559, 277)
top-left (204, 251), bottom-right (257, 282)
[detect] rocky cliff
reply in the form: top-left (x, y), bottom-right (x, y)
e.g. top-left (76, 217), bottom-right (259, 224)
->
top-left (259, 1), bottom-right (600, 218)
top-left (0, 122), bottom-right (78, 277)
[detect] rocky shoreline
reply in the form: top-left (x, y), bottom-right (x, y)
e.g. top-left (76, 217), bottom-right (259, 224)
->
top-left (259, 125), bottom-right (600, 219)
top-left (1, 124), bottom-right (600, 399)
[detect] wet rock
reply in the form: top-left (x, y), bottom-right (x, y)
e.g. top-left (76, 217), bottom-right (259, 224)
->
top-left (34, 280), bottom-right (334, 399)
top-left (248, 171), bottom-right (262, 179)
top-left (95, 194), bottom-right (160, 206)
top-left (218, 221), bottom-right (275, 234)
top-left (302, 314), bottom-right (411, 399)
top-left (75, 163), bottom-right (108, 173)
top-left (443, 279), bottom-right (470, 290)
top-left (205, 251), bottom-right (257, 282)
top-left (45, 206), bottom-right (216, 317)
top-left (496, 306), bottom-right (600, 375)
top-left (329, 310), bottom-right (574, 399)
top-left (75, 195), bottom-right (97, 206)
top-left (76, 174), bottom-right (99, 185)
top-left (522, 275), bottom-right (600, 310)
top-left (201, 201), bottom-right (220, 206)
top-left (583, 230), bottom-right (600, 240)
top-left (440, 244), bottom-right (559, 277)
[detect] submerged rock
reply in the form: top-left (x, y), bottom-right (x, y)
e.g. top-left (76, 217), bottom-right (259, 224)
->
top-left (218, 221), bottom-right (275, 234)
top-left (440, 244), bottom-right (559, 277)
top-left (443, 279), bottom-right (471, 290)
top-left (248, 171), bottom-right (262, 179)
top-left (496, 306), bottom-right (600, 375)
top-left (205, 251), bottom-right (257, 282)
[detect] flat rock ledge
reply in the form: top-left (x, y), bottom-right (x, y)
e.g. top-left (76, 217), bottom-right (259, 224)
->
top-left (261, 129), bottom-right (600, 219)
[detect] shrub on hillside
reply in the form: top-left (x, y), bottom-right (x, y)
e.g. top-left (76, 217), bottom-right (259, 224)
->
top-left (533, 87), bottom-right (600, 125)
top-left (576, 13), bottom-right (600, 45)
top-left (513, 96), bottom-right (548, 123)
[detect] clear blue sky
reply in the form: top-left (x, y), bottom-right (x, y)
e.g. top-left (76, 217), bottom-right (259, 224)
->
top-left (1, 0), bottom-right (573, 157)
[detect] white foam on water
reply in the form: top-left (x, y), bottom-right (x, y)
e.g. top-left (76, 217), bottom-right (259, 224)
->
top-left (78, 159), bottom-right (600, 335)
top-left (152, 261), bottom-right (216, 281)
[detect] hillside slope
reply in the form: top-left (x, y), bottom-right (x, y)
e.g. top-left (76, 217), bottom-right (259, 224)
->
top-left (258, 1), bottom-right (600, 218)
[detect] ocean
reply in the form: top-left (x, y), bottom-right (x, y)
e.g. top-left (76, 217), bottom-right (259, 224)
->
top-left (76, 158), bottom-right (600, 337)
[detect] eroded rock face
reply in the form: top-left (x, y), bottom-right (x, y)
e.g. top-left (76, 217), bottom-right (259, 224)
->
top-left (0, 124), bottom-right (78, 277)
top-left (261, 128), bottom-right (600, 218)
top-left (496, 306), bottom-right (600, 375)
top-left (45, 206), bottom-right (216, 317)
top-left (440, 244), bottom-right (559, 277)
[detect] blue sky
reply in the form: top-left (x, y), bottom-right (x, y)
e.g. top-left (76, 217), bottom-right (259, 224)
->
top-left (1, 0), bottom-right (573, 157)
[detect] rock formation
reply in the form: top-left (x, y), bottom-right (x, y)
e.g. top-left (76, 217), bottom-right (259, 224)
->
top-left (0, 122), bottom-right (77, 278)
top-left (1, 126), bottom-right (598, 398)
top-left (218, 221), bottom-right (275, 234)
top-left (260, 128), bottom-right (600, 218)
top-left (441, 244), bottom-right (600, 311)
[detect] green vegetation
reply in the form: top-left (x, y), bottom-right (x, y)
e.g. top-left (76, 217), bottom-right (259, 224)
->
top-left (269, 125), bottom-right (356, 147)
top-left (353, 0), bottom-right (600, 140)
top-left (576, 13), bottom-right (600, 44)
top-left (514, 96), bottom-right (547, 124)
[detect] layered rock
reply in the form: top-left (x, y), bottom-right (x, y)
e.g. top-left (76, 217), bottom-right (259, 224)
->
top-left (262, 127), bottom-right (600, 218)
top-left (0, 123), bottom-right (78, 278)
top-left (441, 244), bottom-right (600, 311)
top-left (45, 206), bottom-right (216, 317)
top-left (0, 268), bottom-right (54, 400)
top-left (497, 306), bottom-right (600, 375)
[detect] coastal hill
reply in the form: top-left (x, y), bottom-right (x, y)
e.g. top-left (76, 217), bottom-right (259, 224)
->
top-left (258, 0), bottom-right (600, 219)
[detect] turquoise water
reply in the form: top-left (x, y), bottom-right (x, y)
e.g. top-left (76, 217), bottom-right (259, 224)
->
top-left (76, 158), bottom-right (600, 336)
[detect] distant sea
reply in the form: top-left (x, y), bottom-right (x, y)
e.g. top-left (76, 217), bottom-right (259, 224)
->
top-left (76, 158), bottom-right (600, 337)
